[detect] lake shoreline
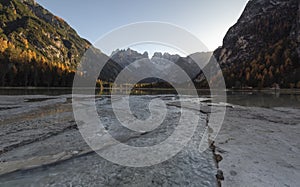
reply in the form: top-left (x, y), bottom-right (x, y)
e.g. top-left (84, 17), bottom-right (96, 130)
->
top-left (0, 87), bottom-right (299, 91)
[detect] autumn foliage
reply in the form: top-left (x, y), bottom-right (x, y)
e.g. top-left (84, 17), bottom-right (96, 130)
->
top-left (0, 37), bottom-right (75, 87)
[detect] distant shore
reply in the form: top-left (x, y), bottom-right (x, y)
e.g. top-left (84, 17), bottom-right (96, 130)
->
top-left (0, 86), bottom-right (300, 92)
top-left (0, 87), bottom-right (299, 93)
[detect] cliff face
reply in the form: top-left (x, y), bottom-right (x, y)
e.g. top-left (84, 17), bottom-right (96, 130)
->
top-left (197, 0), bottom-right (300, 88)
top-left (111, 49), bottom-right (149, 68)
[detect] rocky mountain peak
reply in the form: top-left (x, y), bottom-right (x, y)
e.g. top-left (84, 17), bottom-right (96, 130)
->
top-left (152, 52), bottom-right (181, 62)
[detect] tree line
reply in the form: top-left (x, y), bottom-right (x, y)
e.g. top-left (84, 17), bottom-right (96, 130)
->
top-left (0, 37), bottom-right (76, 87)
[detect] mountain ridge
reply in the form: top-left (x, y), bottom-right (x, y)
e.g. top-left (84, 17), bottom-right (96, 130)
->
top-left (110, 48), bottom-right (212, 84)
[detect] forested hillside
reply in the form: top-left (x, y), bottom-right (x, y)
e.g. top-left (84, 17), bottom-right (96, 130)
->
top-left (0, 0), bottom-right (92, 86)
top-left (195, 0), bottom-right (300, 89)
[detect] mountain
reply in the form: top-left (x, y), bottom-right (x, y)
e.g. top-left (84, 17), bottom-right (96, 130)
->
top-left (111, 48), bottom-right (149, 68)
top-left (110, 48), bottom-right (211, 85)
top-left (195, 0), bottom-right (300, 88)
top-left (2, 0), bottom-right (298, 89)
top-left (151, 52), bottom-right (181, 63)
top-left (0, 0), bottom-right (121, 87)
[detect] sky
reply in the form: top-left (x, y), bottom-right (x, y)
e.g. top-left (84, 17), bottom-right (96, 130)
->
top-left (36, 0), bottom-right (248, 56)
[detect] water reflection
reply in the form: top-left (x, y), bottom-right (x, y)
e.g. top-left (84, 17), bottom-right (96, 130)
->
top-left (226, 91), bottom-right (300, 108)
top-left (0, 88), bottom-right (72, 96)
top-left (0, 88), bottom-right (299, 108)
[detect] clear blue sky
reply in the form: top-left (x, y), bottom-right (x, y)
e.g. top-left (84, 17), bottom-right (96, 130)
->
top-left (36, 0), bottom-right (248, 55)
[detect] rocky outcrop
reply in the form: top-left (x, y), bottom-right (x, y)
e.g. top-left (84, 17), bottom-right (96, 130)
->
top-left (111, 48), bottom-right (149, 68)
top-left (151, 52), bottom-right (180, 63)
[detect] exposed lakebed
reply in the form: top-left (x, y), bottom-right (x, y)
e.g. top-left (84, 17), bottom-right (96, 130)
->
top-left (0, 93), bottom-right (219, 186)
top-left (0, 89), bottom-right (299, 186)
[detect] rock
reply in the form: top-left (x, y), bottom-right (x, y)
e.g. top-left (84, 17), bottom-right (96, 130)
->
top-left (72, 151), bottom-right (79, 155)
top-left (215, 154), bottom-right (223, 163)
top-left (230, 170), bottom-right (237, 176)
top-left (216, 169), bottom-right (224, 181)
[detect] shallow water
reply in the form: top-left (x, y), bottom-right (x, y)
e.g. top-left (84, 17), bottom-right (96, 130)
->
top-left (1, 88), bottom-right (298, 107)
top-left (226, 91), bottom-right (300, 108)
